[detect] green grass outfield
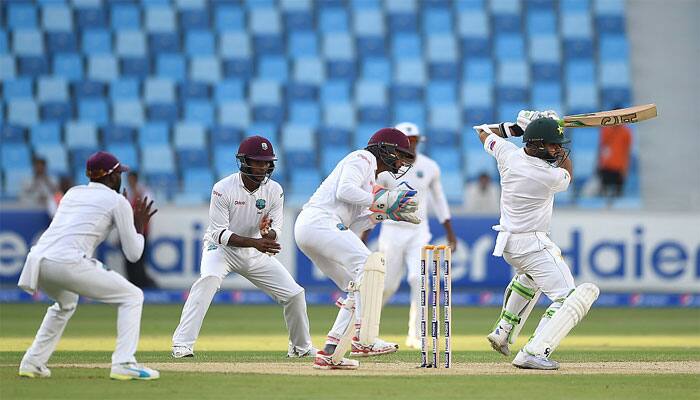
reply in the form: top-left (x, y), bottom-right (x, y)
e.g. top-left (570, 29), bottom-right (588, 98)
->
top-left (0, 304), bottom-right (698, 399)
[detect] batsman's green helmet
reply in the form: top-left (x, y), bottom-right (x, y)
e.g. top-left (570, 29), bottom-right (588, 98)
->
top-left (523, 117), bottom-right (571, 144)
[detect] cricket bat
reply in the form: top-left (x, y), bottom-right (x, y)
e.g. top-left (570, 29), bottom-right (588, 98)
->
top-left (560, 104), bottom-right (657, 128)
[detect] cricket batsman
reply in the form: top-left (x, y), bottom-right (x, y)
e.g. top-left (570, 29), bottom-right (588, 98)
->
top-left (294, 127), bottom-right (419, 369)
top-left (363, 122), bottom-right (458, 349)
top-left (474, 111), bottom-right (600, 370)
top-left (172, 136), bottom-right (315, 359)
top-left (17, 151), bottom-right (159, 380)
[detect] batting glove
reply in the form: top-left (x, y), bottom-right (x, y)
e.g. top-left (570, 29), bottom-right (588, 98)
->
top-left (540, 110), bottom-right (561, 120)
top-left (516, 110), bottom-right (542, 132)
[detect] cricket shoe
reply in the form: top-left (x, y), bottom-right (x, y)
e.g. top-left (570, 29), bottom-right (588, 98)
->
top-left (350, 337), bottom-right (398, 357)
top-left (172, 345), bottom-right (194, 358)
top-left (110, 362), bottom-right (160, 380)
top-left (18, 362), bottom-right (51, 378)
top-left (405, 336), bottom-right (421, 350)
top-left (288, 345), bottom-right (319, 358)
top-left (313, 351), bottom-right (359, 370)
top-left (486, 325), bottom-right (511, 356)
top-left (512, 350), bottom-right (559, 370)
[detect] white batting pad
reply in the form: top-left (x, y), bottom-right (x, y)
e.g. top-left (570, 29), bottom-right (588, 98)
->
top-left (331, 298), bottom-right (356, 364)
top-left (524, 283), bottom-right (599, 357)
top-left (358, 252), bottom-right (386, 344)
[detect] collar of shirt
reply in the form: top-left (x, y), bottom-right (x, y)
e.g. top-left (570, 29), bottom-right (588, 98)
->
top-left (520, 148), bottom-right (552, 168)
top-left (235, 172), bottom-right (263, 195)
top-left (87, 181), bottom-right (113, 191)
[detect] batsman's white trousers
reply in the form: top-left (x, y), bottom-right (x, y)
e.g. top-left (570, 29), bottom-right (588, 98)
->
top-left (378, 226), bottom-right (431, 341)
top-left (294, 209), bottom-right (371, 340)
top-left (21, 257), bottom-right (144, 366)
top-left (172, 243), bottom-right (312, 352)
top-left (502, 232), bottom-right (576, 301)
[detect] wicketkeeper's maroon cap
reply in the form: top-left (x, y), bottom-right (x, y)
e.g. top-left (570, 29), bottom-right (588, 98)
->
top-left (86, 151), bottom-right (129, 179)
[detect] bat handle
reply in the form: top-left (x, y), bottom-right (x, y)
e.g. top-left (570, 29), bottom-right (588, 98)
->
top-left (556, 119), bottom-right (565, 127)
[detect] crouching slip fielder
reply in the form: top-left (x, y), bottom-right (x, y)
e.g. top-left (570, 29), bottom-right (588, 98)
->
top-left (474, 112), bottom-right (599, 370)
top-left (295, 128), bottom-right (420, 370)
top-left (366, 122), bottom-right (457, 350)
top-left (172, 136), bottom-right (314, 358)
top-left (17, 151), bottom-right (159, 380)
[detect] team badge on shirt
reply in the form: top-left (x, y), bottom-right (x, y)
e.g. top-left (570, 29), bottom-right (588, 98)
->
top-left (255, 199), bottom-right (266, 210)
top-left (417, 170), bottom-right (424, 178)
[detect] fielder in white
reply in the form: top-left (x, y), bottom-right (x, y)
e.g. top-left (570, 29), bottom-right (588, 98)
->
top-left (474, 111), bottom-right (600, 370)
top-left (295, 128), bottom-right (420, 370)
top-left (362, 122), bottom-right (457, 350)
top-left (172, 136), bottom-right (314, 359)
top-left (17, 151), bottom-right (159, 380)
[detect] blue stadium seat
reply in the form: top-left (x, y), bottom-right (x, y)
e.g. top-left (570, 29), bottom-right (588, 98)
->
top-left (180, 81), bottom-right (211, 100)
top-left (326, 60), bottom-right (357, 80)
top-left (532, 82), bottom-right (562, 111)
top-left (323, 33), bottom-right (355, 61)
top-left (532, 62), bottom-right (561, 82)
top-left (149, 32), bottom-right (181, 53)
top-left (65, 122), bottom-right (99, 149)
top-left (36, 144), bottom-right (68, 176)
top-left (7, 100), bottom-right (39, 127)
top-left (42, 4), bottom-right (73, 31)
top-left (395, 60), bottom-right (427, 86)
top-left (141, 145), bottom-right (175, 174)
top-left (320, 80), bottom-right (350, 104)
top-left (283, 124), bottom-right (316, 152)
top-left (251, 8), bottom-right (282, 35)
top-left (211, 126), bottom-right (241, 146)
top-left (362, 58), bottom-right (391, 81)
top-left (596, 14), bottom-right (625, 34)
top-left (218, 101), bottom-right (250, 128)
top-left (3, 170), bottom-right (32, 198)
top-left (1, 125), bottom-right (25, 143)
top-left (288, 168), bottom-right (322, 204)
top-left (145, 78), bottom-right (176, 103)
top-left (88, 56), bottom-right (118, 82)
top-left (529, 35), bottom-right (561, 63)
top-left (356, 36), bottom-right (385, 57)
top-left (180, 9), bottom-right (210, 30)
top-left (284, 8), bottom-right (314, 31)
top-left (18, 55), bottom-right (49, 77)
top-left (286, 82), bottom-right (318, 101)
top-left (566, 60), bottom-right (595, 84)
top-left (359, 105), bottom-right (390, 125)
top-left (70, 81), bottom-right (103, 100)
top-left (498, 101), bottom-right (527, 122)
top-left (355, 81), bottom-right (387, 107)
top-left (222, 57), bottom-right (253, 79)
top-left (3, 79), bottom-right (34, 100)
top-left (354, 9), bottom-right (385, 36)
top-left (258, 56), bottom-right (289, 81)
top-left (392, 33), bottom-right (422, 58)
top-left (157, 54), bottom-right (187, 81)
top-left (462, 107), bottom-right (495, 128)
top-left (78, 99), bottom-right (109, 124)
top-left (527, 10), bottom-right (556, 35)
top-left (319, 8), bottom-right (349, 33)
top-left (116, 31), bottom-right (146, 57)
top-left (215, 5), bottom-right (245, 32)
top-left (320, 145), bottom-right (350, 175)
top-left (40, 101), bottom-right (73, 123)
top-left (109, 79), bottom-right (139, 100)
top-left (185, 31), bottom-right (215, 56)
top-left (8, 3), bottom-right (37, 29)
top-left (561, 13), bottom-right (592, 39)
top-left (465, 150), bottom-right (498, 180)
top-left (498, 61), bottom-right (529, 87)
top-left (440, 171), bottom-right (466, 205)
top-left (30, 123), bottom-right (61, 146)
top-left (601, 88), bottom-right (631, 110)
top-left (393, 102), bottom-right (426, 129)
top-left (424, 8), bottom-right (452, 33)
top-left (599, 61), bottom-right (630, 87)
top-left (570, 128), bottom-right (600, 151)
top-left (191, 57), bottom-right (222, 83)
top-left (145, 7), bottom-right (176, 32)
top-left (492, 12), bottom-right (521, 33)
top-left (458, 11), bottom-right (489, 37)
top-left (103, 125), bottom-right (135, 145)
top-left (182, 168), bottom-right (214, 199)
top-left (0, 33), bottom-right (8, 56)
top-left (250, 80), bottom-right (282, 105)
top-left (215, 80), bottom-right (244, 101)
top-left (289, 31), bottom-right (318, 57)
top-left (184, 100), bottom-right (214, 125)
top-left (427, 82), bottom-right (456, 105)
top-left (566, 84), bottom-right (599, 112)
top-left (139, 123), bottom-right (170, 147)
top-left (113, 100), bottom-right (145, 127)
top-left (1, 143), bottom-right (32, 170)
top-left (121, 56), bottom-right (150, 78)
top-left (561, 0), bottom-right (591, 12)
top-left (462, 83), bottom-right (493, 107)
top-left (353, 124), bottom-right (383, 149)
top-left (146, 172), bottom-right (179, 200)
top-left (148, 103), bottom-right (180, 123)
top-left (571, 149), bottom-right (597, 181)
top-left (463, 58), bottom-right (494, 83)
top-left (111, 4), bottom-right (140, 30)
top-left (594, 0), bottom-right (624, 15)
top-left (429, 105), bottom-right (461, 131)
top-left (388, 11), bottom-right (418, 33)
top-left (13, 30), bottom-right (44, 56)
top-left (323, 103), bottom-right (356, 129)
top-left (427, 34), bottom-right (457, 62)
top-left (177, 148), bottom-right (210, 169)
top-left (495, 33), bottom-right (525, 59)
top-left (82, 30), bottom-right (111, 55)
top-left (214, 145), bottom-right (238, 178)
top-left (428, 146), bottom-right (461, 176)
top-left (285, 149), bottom-right (317, 170)
top-left (254, 34), bottom-right (286, 55)
top-left (491, 0), bottom-right (521, 13)
top-left (46, 32), bottom-right (78, 53)
top-left (289, 102), bottom-right (321, 126)
top-left (599, 35), bottom-right (629, 61)
top-left (75, 7), bottom-right (107, 29)
top-left (106, 144), bottom-right (139, 170)
top-left (220, 32), bottom-right (251, 58)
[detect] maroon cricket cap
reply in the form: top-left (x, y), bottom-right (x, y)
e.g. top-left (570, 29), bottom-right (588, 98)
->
top-left (237, 135), bottom-right (277, 161)
top-left (367, 128), bottom-right (412, 153)
top-left (85, 151), bottom-right (129, 179)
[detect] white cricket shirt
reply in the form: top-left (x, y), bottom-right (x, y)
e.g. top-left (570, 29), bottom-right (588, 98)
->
top-left (376, 153), bottom-right (451, 238)
top-left (30, 182), bottom-right (144, 263)
top-left (302, 149), bottom-right (377, 230)
top-left (484, 134), bottom-right (570, 233)
top-left (205, 173), bottom-right (284, 258)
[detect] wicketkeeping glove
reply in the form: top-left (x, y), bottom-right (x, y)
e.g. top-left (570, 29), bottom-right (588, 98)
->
top-left (369, 210), bottom-right (421, 224)
top-left (370, 185), bottom-right (419, 223)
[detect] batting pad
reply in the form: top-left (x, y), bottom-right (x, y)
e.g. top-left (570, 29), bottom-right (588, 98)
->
top-left (332, 298), bottom-right (356, 364)
top-left (525, 283), bottom-right (600, 357)
top-left (358, 252), bottom-right (386, 344)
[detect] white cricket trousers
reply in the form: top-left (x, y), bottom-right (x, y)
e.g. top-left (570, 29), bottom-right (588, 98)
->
top-left (21, 258), bottom-right (144, 366)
